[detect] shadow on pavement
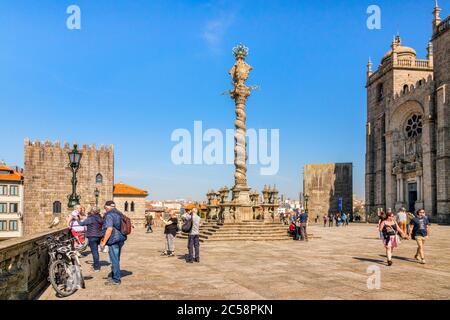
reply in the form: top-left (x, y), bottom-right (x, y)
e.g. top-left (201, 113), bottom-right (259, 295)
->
top-left (352, 257), bottom-right (385, 265)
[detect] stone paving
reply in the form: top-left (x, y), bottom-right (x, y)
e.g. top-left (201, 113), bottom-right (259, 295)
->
top-left (39, 223), bottom-right (450, 300)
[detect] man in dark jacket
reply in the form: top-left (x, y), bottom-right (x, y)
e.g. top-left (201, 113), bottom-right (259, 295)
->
top-left (100, 201), bottom-right (127, 285)
top-left (77, 207), bottom-right (104, 271)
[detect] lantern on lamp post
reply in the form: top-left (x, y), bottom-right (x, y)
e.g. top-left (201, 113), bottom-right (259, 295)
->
top-left (94, 188), bottom-right (100, 207)
top-left (67, 144), bottom-right (82, 208)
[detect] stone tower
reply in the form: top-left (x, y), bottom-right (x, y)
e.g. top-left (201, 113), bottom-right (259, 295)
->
top-left (365, 2), bottom-right (450, 222)
top-left (304, 163), bottom-right (353, 222)
top-left (431, 0), bottom-right (450, 221)
top-left (23, 139), bottom-right (114, 235)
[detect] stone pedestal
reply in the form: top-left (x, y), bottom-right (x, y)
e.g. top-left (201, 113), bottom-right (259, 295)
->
top-left (232, 186), bottom-right (252, 222)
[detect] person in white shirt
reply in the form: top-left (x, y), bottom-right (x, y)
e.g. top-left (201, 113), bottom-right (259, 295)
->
top-left (396, 207), bottom-right (407, 237)
top-left (67, 205), bottom-right (86, 245)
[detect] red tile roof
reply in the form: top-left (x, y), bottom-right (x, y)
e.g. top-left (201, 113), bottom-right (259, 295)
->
top-left (113, 183), bottom-right (148, 196)
top-left (0, 165), bottom-right (23, 182)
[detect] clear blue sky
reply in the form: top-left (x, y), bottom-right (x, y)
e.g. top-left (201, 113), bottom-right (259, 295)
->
top-left (0, 0), bottom-right (442, 201)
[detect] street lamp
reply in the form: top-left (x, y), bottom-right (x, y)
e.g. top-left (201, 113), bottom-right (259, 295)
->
top-left (304, 194), bottom-right (309, 212)
top-left (67, 144), bottom-right (83, 208)
top-left (94, 188), bottom-right (100, 207)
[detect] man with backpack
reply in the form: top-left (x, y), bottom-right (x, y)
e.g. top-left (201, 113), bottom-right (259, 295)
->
top-left (183, 208), bottom-right (201, 263)
top-left (100, 201), bottom-right (129, 285)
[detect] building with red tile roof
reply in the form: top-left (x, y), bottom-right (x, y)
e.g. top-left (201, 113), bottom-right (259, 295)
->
top-left (0, 164), bottom-right (24, 239)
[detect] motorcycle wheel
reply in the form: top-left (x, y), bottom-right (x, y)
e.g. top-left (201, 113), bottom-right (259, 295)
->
top-left (49, 260), bottom-right (78, 297)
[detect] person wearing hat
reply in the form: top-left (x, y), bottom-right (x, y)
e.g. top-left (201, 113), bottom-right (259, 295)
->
top-left (100, 200), bottom-right (127, 285)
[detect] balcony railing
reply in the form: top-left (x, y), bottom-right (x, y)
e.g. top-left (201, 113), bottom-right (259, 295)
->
top-left (0, 228), bottom-right (68, 300)
top-left (395, 59), bottom-right (430, 69)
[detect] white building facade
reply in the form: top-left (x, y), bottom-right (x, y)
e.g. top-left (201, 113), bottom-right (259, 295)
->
top-left (0, 164), bottom-right (24, 239)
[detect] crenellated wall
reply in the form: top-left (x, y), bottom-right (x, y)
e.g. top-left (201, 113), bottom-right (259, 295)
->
top-left (23, 139), bottom-right (114, 235)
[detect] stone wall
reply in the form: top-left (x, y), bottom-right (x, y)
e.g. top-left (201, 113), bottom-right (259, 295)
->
top-left (0, 228), bottom-right (68, 300)
top-left (23, 140), bottom-right (114, 235)
top-left (366, 24), bottom-right (450, 222)
top-left (113, 195), bottom-right (147, 228)
top-left (304, 163), bottom-right (353, 222)
top-left (433, 21), bottom-right (450, 222)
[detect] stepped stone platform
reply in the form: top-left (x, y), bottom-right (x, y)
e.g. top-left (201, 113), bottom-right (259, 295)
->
top-left (177, 220), bottom-right (313, 242)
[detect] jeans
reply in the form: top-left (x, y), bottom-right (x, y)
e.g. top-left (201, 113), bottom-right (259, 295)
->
top-left (294, 227), bottom-right (300, 240)
top-left (165, 233), bottom-right (175, 253)
top-left (108, 241), bottom-right (124, 283)
top-left (146, 224), bottom-right (153, 233)
top-left (187, 235), bottom-right (200, 261)
top-left (300, 223), bottom-right (308, 241)
top-left (88, 236), bottom-right (102, 270)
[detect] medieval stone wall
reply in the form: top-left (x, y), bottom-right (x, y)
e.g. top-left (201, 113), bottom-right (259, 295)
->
top-left (433, 22), bottom-right (450, 221)
top-left (23, 139), bottom-right (114, 235)
top-left (304, 163), bottom-right (353, 222)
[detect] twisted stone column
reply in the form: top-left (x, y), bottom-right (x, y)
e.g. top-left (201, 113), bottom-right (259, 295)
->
top-left (229, 44), bottom-right (252, 189)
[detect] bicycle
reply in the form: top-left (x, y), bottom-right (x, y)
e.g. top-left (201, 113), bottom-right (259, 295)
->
top-left (40, 234), bottom-right (86, 297)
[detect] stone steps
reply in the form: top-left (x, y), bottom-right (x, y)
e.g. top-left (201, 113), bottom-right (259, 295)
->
top-left (177, 220), bottom-right (298, 242)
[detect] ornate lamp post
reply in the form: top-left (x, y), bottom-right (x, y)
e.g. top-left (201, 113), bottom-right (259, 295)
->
top-left (94, 188), bottom-right (100, 207)
top-left (67, 144), bottom-right (82, 208)
top-left (304, 194), bottom-right (309, 213)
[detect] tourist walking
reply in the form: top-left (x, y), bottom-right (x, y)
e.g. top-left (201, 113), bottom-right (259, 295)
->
top-left (145, 213), bottom-right (154, 233)
top-left (377, 210), bottom-right (386, 239)
top-left (161, 210), bottom-right (178, 257)
top-left (100, 201), bottom-right (127, 285)
top-left (379, 211), bottom-right (406, 266)
top-left (184, 208), bottom-right (201, 263)
top-left (323, 214), bottom-right (328, 227)
top-left (328, 213), bottom-right (334, 227)
top-left (77, 207), bottom-right (104, 271)
top-left (299, 210), bottom-right (309, 241)
top-left (408, 209), bottom-right (431, 264)
top-left (396, 207), bottom-right (407, 237)
top-left (342, 212), bottom-right (348, 227)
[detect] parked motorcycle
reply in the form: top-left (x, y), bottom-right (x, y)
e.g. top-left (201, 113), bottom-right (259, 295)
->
top-left (41, 234), bottom-right (85, 297)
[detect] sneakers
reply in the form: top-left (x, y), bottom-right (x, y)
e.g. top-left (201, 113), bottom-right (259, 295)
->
top-left (387, 260), bottom-right (393, 266)
top-left (167, 252), bottom-right (175, 257)
top-left (186, 259), bottom-right (194, 264)
top-left (194, 257), bottom-right (200, 263)
top-left (105, 280), bottom-right (121, 286)
top-left (420, 259), bottom-right (426, 264)
top-left (161, 251), bottom-right (168, 256)
top-left (414, 254), bottom-right (421, 261)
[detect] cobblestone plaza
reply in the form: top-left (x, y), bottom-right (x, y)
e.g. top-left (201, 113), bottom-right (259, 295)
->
top-left (40, 224), bottom-right (450, 300)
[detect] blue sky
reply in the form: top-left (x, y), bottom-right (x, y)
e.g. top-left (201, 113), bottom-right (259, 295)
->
top-left (0, 0), bottom-right (443, 201)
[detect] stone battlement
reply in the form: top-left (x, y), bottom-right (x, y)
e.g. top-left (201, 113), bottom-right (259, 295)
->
top-left (23, 139), bottom-right (114, 235)
top-left (24, 138), bottom-right (113, 153)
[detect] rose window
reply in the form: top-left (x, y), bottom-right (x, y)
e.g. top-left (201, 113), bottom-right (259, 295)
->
top-left (405, 114), bottom-right (422, 138)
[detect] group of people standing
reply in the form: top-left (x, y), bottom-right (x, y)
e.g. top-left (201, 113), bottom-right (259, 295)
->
top-left (68, 201), bottom-right (127, 285)
top-left (323, 212), bottom-right (350, 227)
top-left (160, 208), bottom-right (201, 263)
top-left (288, 209), bottom-right (309, 241)
top-left (378, 208), bottom-right (431, 266)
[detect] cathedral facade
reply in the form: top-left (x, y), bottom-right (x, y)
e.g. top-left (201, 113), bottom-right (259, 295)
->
top-left (365, 3), bottom-right (449, 223)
